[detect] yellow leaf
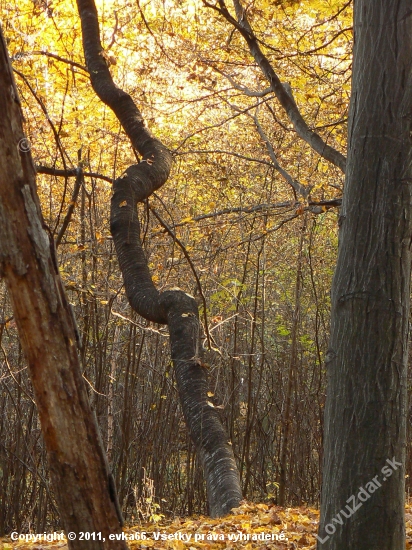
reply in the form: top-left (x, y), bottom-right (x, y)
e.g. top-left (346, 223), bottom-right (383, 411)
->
top-left (119, 201), bottom-right (127, 207)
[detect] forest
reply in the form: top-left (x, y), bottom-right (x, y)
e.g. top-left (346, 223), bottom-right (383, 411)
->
top-left (0, 0), bottom-right (411, 549)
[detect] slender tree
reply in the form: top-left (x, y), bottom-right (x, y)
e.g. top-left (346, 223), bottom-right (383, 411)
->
top-left (0, 26), bottom-right (126, 549)
top-left (318, 2), bottom-right (412, 548)
top-left (75, 0), bottom-right (242, 516)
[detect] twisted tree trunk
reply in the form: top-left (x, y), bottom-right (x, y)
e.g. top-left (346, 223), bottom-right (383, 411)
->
top-left (76, 0), bottom-right (242, 516)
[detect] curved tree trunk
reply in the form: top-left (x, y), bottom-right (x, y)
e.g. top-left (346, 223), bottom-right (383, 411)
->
top-left (0, 28), bottom-right (126, 549)
top-left (318, 2), bottom-right (412, 549)
top-left (76, 0), bottom-right (242, 516)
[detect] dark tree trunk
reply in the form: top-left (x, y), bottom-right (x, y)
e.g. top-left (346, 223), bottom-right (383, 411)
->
top-left (76, 0), bottom-right (242, 516)
top-left (278, 216), bottom-right (305, 506)
top-left (318, 2), bottom-right (412, 549)
top-left (0, 28), bottom-right (126, 550)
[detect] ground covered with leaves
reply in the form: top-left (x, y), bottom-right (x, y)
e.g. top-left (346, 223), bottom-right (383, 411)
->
top-left (2, 502), bottom-right (412, 549)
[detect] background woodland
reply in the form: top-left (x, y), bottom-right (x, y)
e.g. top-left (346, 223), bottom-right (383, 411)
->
top-left (1, 0), bottom-right (409, 535)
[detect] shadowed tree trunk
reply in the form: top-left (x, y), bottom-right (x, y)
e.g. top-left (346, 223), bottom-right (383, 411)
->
top-left (318, 2), bottom-right (412, 549)
top-left (76, 0), bottom-right (242, 516)
top-left (0, 27), bottom-right (126, 549)
top-left (278, 215), bottom-right (306, 506)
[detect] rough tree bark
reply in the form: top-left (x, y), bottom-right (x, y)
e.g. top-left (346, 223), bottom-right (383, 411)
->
top-left (76, 0), bottom-right (242, 516)
top-left (0, 27), bottom-right (127, 550)
top-left (318, 2), bottom-right (412, 549)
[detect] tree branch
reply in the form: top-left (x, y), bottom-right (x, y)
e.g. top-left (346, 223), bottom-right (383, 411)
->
top-left (205, 63), bottom-right (273, 97)
top-left (56, 154), bottom-right (84, 248)
top-left (251, 111), bottom-right (310, 199)
top-left (203, 0), bottom-right (347, 173)
top-left (36, 164), bottom-right (113, 183)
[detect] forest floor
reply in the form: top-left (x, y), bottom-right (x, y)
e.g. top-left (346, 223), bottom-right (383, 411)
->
top-left (2, 501), bottom-right (412, 549)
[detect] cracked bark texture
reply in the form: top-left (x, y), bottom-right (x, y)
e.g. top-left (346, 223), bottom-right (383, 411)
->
top-left (318, 2), bottom-right (412, 549)
top-left (76, 0), bottom-right (242, 516)
top-left (0, 27), bottom-right (126, 550)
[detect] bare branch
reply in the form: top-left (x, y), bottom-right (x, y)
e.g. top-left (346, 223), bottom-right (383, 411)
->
top-left (251, 112), bottom-right (310, 199)
top-left (56, 161), bottom-right (84, 248)
top-left (19, 50), bottom-right (88, 72)
top-left (154, 197), bottom-right (342, 233)
top-left (36, 164), bottom-right (113, 183)
top-left (205, 63), bottom-right (273, 97)
top-left (149, 206), bottom-right (212, 350)
top-left (175, 148), bottom-right (274, 166)
top-left (203, 0), bottom-right (347, 173)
